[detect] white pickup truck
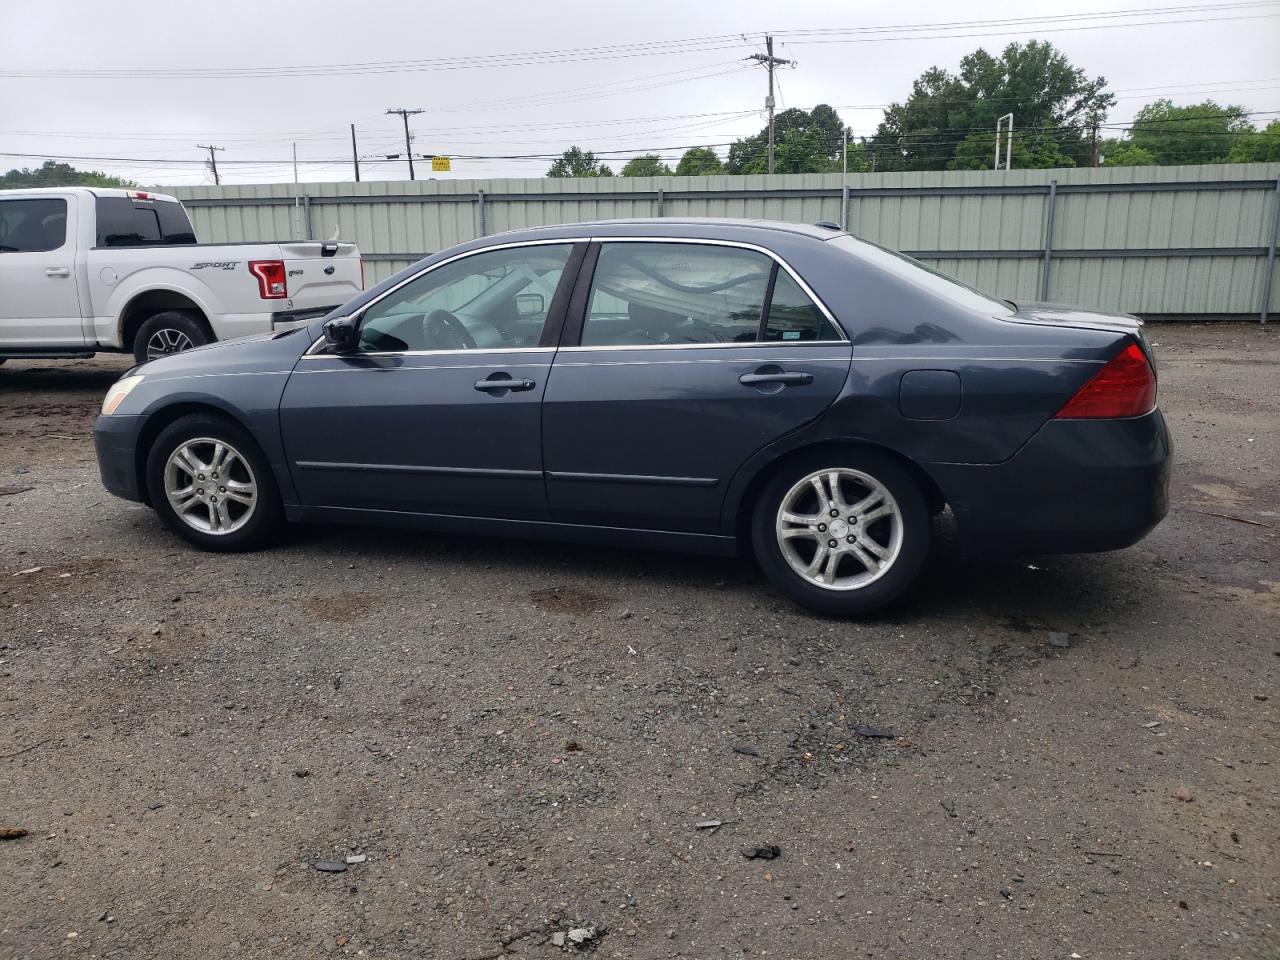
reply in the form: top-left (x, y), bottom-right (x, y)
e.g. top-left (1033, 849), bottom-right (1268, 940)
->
top-left (0, 187), bottom-right (363, 364)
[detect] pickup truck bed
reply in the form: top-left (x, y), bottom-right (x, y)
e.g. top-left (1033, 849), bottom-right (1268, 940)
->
top-left (0, 187), bottom-right (363, 363)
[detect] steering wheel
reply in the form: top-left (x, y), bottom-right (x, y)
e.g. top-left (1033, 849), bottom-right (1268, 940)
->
top-left (421, 309), bottom-right (477, 350)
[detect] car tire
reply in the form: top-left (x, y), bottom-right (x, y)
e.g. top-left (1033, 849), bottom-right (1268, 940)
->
top-left (751, 449), bottom-right (931, 616)
top-left (144, 413), bottom-right (282, 552)
top-left (133, 311), bottom-right (212, 364)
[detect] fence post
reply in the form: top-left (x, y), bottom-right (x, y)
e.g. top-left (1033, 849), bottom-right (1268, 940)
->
top-left (1038, 179), bottom-right (1057, 302)
top-left (656, 188), bottom-right (664, 217)
top-left (477, 190), bottom-right (486, 238)
top-left (1262, 177), bottom-right (1280, 325)
top-left (302, 193), bottom-right (313, 240)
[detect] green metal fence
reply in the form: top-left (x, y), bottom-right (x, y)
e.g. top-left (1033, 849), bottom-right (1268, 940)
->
top-left (164, 162), bottom-right (1280, 322)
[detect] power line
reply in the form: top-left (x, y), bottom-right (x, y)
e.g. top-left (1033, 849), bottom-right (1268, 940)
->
top-left (3, 2), bottom-right (1273, 79)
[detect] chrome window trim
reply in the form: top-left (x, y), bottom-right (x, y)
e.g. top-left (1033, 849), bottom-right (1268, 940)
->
top-left (558, 340), bottom-right (848, 353)
top-left (302, 233), bottom-right (848, 358)
top-left (585, 235), bottom-right (848, 343)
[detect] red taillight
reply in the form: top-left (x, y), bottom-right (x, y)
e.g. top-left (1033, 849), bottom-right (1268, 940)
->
top-left (1055, 342), bottom-right (1156, 419)
top-left (248, 259), bottom-right (287, 300)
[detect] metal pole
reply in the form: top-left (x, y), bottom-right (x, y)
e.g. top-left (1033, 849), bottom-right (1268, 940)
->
top-left (292, 142), bottom-right (301, 240)
top-left (1262, 177), bottom-right (1280, 324)
top-left (351, 124), bottom-right (361, 183)
top-left (1039, 179), bottom-right (1058, 302)
top-left (477, 189), bottom-right (486, 237)
top-left (303, 193), bottom-right (313, 240)
top-left (656, 188), bottom-right (664, 217)
top-left (841, 126), bottom-right (849, 230)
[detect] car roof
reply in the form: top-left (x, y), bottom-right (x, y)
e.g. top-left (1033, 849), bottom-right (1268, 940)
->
top-left (0, 186), bottom-right (180, 202)
top-left (485, 217), bottom-right (848, 243)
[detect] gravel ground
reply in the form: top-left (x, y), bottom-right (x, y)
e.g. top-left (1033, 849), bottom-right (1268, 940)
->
top-left (1, 323), bottom-right (1276, 960)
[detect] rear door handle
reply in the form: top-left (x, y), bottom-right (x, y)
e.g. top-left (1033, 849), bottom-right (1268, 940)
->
top-left (739, 371), bottom-right (814, 386)
top-left (474, 375), bottom-right (536, 393)
top-left (45, 267), bottom-right (70, 278)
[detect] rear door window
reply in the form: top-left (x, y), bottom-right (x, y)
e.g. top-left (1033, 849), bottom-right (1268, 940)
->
top-left (582, 242), bottom-right (771, 346)
top-left (96, 196), bottom-right (196, 247)
top-left (0, 198), bottom-right (68, 253)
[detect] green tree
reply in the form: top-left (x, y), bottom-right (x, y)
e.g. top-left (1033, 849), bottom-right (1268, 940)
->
top-left (1228, 120), bottom-right (1280, 163)
top-left (949, 130), bottom-right (1074, 170)
top-left (546, 147), bottom-right (613, 178)
top-left (0, 160), bottom-right (139, 189)
top-left (619, 154), bottom-right (673, 177)
top-left (1100, 139), bottom-right (1157, 167)
top-left (1127, 99), bottom-right (1252, 164)
top-left (726, 105), bottom-right (846, 174)
top-left (841, 140), bottom-right (871, 174)
top-left (869, 40), bottom-right (1113, 172)
top-left (674, 147), bottom-right (724, 176)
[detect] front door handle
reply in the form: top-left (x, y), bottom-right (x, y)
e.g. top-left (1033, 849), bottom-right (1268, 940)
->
top-left (45, 267), bottom-right (71, 278)
top-left (739, 371), bottom-right (814, 386)
top-left (474, 374), bottom-right (536, 393)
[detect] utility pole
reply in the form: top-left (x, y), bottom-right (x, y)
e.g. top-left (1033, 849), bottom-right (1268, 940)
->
top-left (747, 36), bottom-right (793, 175)
top-left (1089, 118), bottom-right (1101, 167)
top-left (386, 107), bottom-right (424, 180)
top-left (196, 144), bottom-right (224, 185)
top-left (350, 123), bottom-right (361, 182)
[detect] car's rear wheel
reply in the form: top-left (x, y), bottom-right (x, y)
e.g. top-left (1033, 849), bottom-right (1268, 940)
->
top-left (751, 450), bottom-right (931, 616)
top-left (144, 413), bottom-right (282, 551)
top-left (134, 311), bottom-right (211, 364)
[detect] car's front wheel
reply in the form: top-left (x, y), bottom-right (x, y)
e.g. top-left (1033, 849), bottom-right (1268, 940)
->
top-left (751, 450), bottom-right (931, 616)
top-left (144, 413), bottom-right (282, 551)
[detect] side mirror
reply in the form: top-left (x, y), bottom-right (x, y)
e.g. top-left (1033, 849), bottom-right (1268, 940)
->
top-left (515, 292), bottom-right (545, 317)
top-left (322, 315), bottom-right (360, 354)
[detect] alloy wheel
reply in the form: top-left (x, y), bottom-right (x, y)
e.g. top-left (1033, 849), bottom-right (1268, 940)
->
top-left (775, 467), bottom-right (904, 591)
top-left (163, 437), bottom-right (258, 535)
top-left (146, 328), bottom-right (194, 359)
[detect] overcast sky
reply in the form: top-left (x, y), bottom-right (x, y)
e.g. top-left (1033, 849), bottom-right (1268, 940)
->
top-left (1, 0), bottom-right (1277, 187)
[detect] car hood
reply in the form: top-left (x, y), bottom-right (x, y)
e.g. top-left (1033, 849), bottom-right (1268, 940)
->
top-left (129, 328), bottom-right (312, 380)
top-left (1001, 301), bottom-right (1143, 335)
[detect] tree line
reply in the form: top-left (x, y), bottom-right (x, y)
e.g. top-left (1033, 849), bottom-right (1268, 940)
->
top-left (548, 40), bottom-right (1280, 177)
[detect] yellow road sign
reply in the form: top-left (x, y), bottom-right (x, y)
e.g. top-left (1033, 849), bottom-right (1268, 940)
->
top-left (431, 156), bottom-right (451, 172)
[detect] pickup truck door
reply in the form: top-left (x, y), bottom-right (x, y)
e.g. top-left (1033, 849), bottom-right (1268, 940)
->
top-left (0, 194), bottom-right (84, 347)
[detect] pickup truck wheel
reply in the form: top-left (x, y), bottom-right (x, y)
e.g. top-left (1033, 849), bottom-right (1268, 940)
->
top-left (145, 414), bottom-right (282, 552)
top-left (134, 311), bottom-right (211, 364)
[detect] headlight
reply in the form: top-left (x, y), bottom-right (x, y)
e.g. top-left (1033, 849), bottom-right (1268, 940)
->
top-left (101, 375), bottom-right (144, 416)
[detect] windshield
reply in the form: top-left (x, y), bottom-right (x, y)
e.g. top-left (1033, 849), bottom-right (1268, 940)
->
top-left (832, 235), bottom-right (1013, 315)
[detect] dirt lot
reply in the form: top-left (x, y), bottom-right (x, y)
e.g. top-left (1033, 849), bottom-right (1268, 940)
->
top-left (1, 324), bottom-right (1276, 960)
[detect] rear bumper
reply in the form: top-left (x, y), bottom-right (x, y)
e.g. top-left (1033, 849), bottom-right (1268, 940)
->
top-left (94, 414), bottom-right (145, 503)
top-left (271, 305), bottom-right (341, 331)
top-left (926, 408), bottom-right (1172, 557)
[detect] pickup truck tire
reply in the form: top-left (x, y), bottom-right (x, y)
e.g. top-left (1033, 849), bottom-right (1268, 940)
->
top-left (133, 311), bottom-right (212, 364)
top-left (145, 413), bottom-right (282, 552)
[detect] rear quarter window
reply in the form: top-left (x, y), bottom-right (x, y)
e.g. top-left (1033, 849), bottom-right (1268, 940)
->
top-left (96, 197), bottom-right (196, 247)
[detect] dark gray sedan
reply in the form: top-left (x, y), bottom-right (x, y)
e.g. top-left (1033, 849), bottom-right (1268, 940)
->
top-left (94, 219), bottom-right (1171, 615)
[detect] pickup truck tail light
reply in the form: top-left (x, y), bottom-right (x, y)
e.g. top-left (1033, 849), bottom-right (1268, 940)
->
top-left (249, 259), bottom-right (288, 300)
top-left (1054, 342), bottom-right (1156, 419)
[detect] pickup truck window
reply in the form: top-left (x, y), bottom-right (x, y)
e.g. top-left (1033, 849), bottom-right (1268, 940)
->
top-left (95, 197), bottom-right (197, 248)
top-left (0, 198), bottom-right (67, 253)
